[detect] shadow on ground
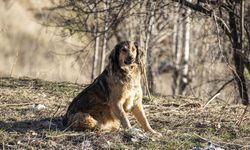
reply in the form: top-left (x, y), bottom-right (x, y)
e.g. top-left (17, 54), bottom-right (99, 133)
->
top-left (0, 117), bottom-right (65, 133)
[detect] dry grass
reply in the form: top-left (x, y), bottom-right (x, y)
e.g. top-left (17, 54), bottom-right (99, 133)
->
top-left (0, 77), bottom-right (250, 149)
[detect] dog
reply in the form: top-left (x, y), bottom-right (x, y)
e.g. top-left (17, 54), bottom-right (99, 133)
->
top-left (63, 41), bottom-right (159, 135)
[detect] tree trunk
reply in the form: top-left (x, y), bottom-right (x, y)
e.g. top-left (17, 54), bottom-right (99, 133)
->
top-left (172, 5), bottom-right (183, 95)
top-left (229, 2), bottom-right (249, 105)
top-left (145, 1), bottom-right (156, 94)
top-left (178, 1), bottom-right (191, 95)
top-left (100, 0), bottom-right (108, 73)
top-left (138, 0), bottom-right (144, 48)
top-left (91, 1), bottom-right (100, 81)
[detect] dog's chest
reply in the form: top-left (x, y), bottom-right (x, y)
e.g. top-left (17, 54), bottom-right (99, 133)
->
top-left (109, 69), bottom-right (142, 111)
top-left (124, 82), bottom-right (140, 96)
top-left (123, 83), bottom-right (142, 111)
top-left (111, 80), bottom-right (141, 111)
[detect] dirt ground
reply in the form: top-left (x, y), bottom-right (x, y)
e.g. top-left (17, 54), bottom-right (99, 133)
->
top-left (0, 77), bottom-right (249, 150)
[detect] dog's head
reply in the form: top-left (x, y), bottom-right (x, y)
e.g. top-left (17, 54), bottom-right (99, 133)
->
top-left (109, 41), bottom-right (144, 72)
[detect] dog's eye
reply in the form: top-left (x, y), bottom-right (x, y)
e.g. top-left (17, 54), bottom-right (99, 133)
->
top-left (122, 48), bottom-right (127, 52)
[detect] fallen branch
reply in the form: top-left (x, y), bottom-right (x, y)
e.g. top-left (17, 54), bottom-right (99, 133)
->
top-left (0, 103), bottom-right (33, 107)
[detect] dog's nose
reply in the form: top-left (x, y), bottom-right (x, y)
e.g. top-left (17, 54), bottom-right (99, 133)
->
top-left (127, 56), bottom-right (133, 61)
top-left (124, 56), bottom-right (134, 65)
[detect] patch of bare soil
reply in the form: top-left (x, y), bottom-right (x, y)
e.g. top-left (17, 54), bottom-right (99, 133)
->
top-left (0, 77), bottom-right (249, 149)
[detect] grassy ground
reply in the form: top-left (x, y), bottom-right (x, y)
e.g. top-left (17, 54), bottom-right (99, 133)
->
top-left (0, 77), bottom-right (249, 150)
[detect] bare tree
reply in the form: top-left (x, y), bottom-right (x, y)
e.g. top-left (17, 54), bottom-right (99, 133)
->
top-left (172, 4), bottom-right (183, 95)
top-left (145, 1), bottom-right (156, 94)
top-left (91, 0), bottom-right (100, 81)
top-left (229, 0), bottom-right (249, 105)
top-left (171, 2), bottom-right (191, 95)
top-left (179, 0), bottom-right (191, 95)
top-left (100, 0), bottom-right (109, 73)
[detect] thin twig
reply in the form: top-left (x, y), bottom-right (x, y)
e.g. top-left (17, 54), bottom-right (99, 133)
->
top-left (46, 133), bottom-right (83, 138)
top-left (203, 93), bottom-right (221, 109)
top-left (236, 105), bottom-right (248, 126)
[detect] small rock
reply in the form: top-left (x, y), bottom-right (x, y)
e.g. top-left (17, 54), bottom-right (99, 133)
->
top-left (32, 104), bottom-right (46, 110)
top-left (207, 141), bottom-right (216, 150)
top-left (123, 128), bottom-right (148, 143)
top-left (17, 141), bottom-right (21, 145)
top-left (206, 141), bottom-right (224, 150)
top-left (131, 137), bottom-right (139, 142)
top-left (192, 146), bottom-right (203, 150)
top-left (30, 130), bottom-right (37, 136)
top-left (106, 141), bottom-right (111, 146)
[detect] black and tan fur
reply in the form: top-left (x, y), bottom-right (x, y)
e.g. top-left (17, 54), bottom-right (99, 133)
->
top-left (63, 41), bottom-right (159, 134)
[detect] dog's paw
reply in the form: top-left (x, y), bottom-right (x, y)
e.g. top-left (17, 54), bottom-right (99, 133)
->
top-left (154, 131), bottom-right (163, 137)
top-left (149, 129), bottom-right (162, 137)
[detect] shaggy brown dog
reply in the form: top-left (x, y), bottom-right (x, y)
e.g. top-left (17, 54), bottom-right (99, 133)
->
top-left (63, 41), bottom-right (159, 134)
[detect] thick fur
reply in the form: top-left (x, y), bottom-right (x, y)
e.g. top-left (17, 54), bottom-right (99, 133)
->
top-left (63, 41), bottom-right (158, 134)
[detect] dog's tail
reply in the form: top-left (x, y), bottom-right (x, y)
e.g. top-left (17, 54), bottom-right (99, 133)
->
top-left (62, 112), bottom-right (98, 130)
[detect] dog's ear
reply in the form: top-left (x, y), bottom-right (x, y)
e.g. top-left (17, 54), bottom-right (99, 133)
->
top-left (134, 42), bottom-right (145, 64)
top-left (109, 44), bottom-right (120, 72)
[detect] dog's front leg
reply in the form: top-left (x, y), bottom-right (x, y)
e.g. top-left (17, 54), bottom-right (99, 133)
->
top-left (111, 101), bottom-right (131, 129)
top-left (131, 102), bottom-right (154, 132)
top-left (132, 99), bottom-right (161, 136)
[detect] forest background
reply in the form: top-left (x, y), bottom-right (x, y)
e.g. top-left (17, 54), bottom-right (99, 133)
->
top-left (0, 0), bottom-right (249, 105)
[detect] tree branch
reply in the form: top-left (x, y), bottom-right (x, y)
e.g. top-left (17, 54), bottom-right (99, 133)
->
top-left (171, 0), bottom-right (212, 16)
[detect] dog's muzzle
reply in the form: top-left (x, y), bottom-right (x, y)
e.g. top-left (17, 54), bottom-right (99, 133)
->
top-left (124, 56), bottom-right (134, 65)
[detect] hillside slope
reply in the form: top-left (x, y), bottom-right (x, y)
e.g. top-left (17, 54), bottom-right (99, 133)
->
top-left (0, 77), bottom-right (249, 149)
